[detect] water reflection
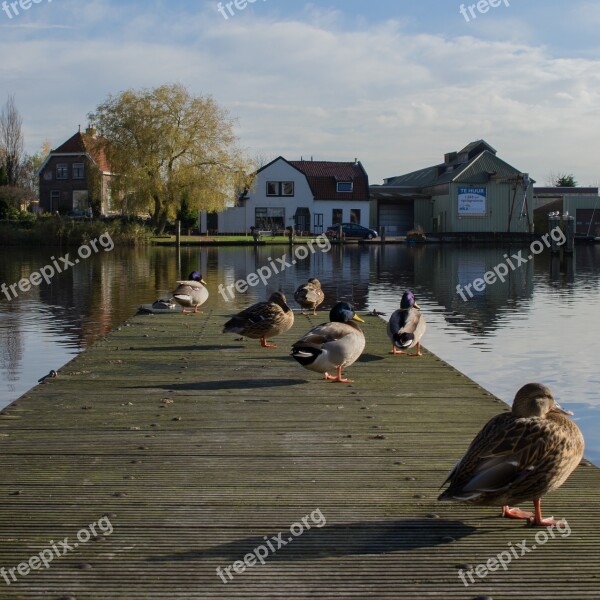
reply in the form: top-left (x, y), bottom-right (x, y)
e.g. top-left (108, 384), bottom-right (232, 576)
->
top-left (1, 242), bottom-right (599, 463)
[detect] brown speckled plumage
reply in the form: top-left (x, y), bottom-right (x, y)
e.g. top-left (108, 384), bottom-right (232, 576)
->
top-left (439, 383), bottom-right (584, 509)
top-left (223, 292), bottom-right (294, 342)
top-left (294, 278), bottom-right (325, 315)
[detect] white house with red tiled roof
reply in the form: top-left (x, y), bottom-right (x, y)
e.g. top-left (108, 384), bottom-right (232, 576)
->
top-left (37, 127), bottom-right (116, 215)
top-left (202, 156), bottom-right (371, 235)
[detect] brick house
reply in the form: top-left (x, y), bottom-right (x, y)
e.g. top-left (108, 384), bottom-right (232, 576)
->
top-left (37, 127), bottom-right (115, 215)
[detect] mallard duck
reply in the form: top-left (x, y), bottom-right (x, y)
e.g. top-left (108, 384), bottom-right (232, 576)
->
top-left (291, 301), bottom-right (365, 383)
top-left (172, 272), bottom-right (209, 314)
top-left (222, 291), bottom-right (294, 348)
top-left (438, 383), bottom-right (584, 526)
top-left (387, 291), bottom-right (426, 356)
top-left (294, 278), bottom-right (325, 315)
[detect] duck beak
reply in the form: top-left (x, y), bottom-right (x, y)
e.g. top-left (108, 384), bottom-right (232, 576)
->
top-left (201, 279), bottom-right (207, 285)
top-left (414, 303), bottom-right (421, 310)
top-left (352, 314), bottom-right (365, 323)
top-left (555, 402), bottom-right (574, 416)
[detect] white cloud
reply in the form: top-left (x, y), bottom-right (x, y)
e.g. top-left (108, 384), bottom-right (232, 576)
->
top-left (2, 2), bottom-right (600, 185)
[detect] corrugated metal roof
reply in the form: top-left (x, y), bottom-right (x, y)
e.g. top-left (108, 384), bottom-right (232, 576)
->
top-left (453, 151), bottom-right (521, 183)
top-left (379, 141), bottom-right (520, 191)
top-left (458, 139), bottom-right (497, 156)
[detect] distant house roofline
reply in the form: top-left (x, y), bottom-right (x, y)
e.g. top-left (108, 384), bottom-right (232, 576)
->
top-left (534, 186), bottom-right (598, 195)
top-left (242, 155), bottom-right (369, 202)
top-left (37, 129), bottom-right (112, 177)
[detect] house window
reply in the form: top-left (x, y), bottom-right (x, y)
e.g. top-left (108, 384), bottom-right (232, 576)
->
top-left (73, 163), bottom-right (85, 179)
top-left (255, 207), bottom-right (285, 230)
top-left (332, 209), bottom-right (343, 225)
top-left (266, 181), bottom-right (294, 197)
top-left (350, 209), bottom-right (361, 224)
top-left (56, 164), bottom-right (68, 179)
top-left (50, 191), bottom-right (60, 212)
top-left (73, 190), bottom-right (89, 211)
top-left (337, 181), bottom-right (353, 193)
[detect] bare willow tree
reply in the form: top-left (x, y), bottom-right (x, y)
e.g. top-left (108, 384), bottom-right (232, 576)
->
top-left (88, 84), bottom-right (255, 232)
top-left (0, 95), bottom-right (24, 187)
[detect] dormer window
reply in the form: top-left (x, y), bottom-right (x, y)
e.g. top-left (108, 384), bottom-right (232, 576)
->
top-left (266, 181), bottom-right (294, 196)
top-left (337, 181), bottom-right (353, 192)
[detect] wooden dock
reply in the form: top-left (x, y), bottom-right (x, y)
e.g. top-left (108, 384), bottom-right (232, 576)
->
top-left (1, 310), bottom-right (599, 599)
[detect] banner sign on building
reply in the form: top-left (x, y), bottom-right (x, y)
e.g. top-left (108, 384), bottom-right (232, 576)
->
top-left (458, 187), bottom-right (487, 215)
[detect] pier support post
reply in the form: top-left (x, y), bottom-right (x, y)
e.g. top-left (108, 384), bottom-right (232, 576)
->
top-left (564, 215), bottom-right (575, 254)
top-left (548, 215), bottom-right (561, 254)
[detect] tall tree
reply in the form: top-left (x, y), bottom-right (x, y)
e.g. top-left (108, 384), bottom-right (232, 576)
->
top-left (0, 95), bottom-right (24, 187)
top-left (88, 84), bottom-right (254, 232)
top-left (20, 145), bottom-right (49, 199)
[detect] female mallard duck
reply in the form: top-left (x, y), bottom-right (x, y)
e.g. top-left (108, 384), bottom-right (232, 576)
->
top-left (222, 291), bottom-right (294, 348)
top-left (294, 278), bottom-right (325, 315)
top-left (438, 383), bottom-right (584, 526)
top-left (172, 272), bottom-right (208, 314)
top-left (291, 301), bottom-right (365, 383)
top-left (387, 291), bottom-right (426, 356)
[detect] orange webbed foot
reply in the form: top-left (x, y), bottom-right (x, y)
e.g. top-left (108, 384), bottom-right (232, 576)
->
top-left (502, 506), bottom-right (534, 520)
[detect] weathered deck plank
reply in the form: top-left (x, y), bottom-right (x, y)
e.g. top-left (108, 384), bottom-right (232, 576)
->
top-left (0, 310), bottom-right (599, 599)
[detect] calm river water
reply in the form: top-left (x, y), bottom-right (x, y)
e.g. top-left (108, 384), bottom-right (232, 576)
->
top-left (1, 242), bottom-right (599, 464)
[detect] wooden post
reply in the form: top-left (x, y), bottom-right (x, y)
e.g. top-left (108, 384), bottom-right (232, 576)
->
top-left (380, 226), bottom-right (386, 244)
top-left (176, 220), bottom-right (181, 248)
top-left (548, 215), bottom-right (561, 254)
top-left (564, 216), bottom-right (575, 254)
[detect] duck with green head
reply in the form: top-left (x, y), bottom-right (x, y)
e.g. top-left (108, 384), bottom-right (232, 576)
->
top-left (387, 291), bottom-right (426, 356)
top-left (291, 301), bottom-right (365, 383)
top-left (438, 383), bottom-right (584, 526)
top-left (172, 271), bottom-right (209, 314)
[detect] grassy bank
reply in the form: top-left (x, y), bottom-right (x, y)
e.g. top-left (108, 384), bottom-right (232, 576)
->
top-left (0, 218), bottom-right (150, 246)
top-left (150, 234), bottom-right (300, 245)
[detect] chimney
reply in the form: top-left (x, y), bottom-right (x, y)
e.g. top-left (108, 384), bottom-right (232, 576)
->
top-left (444, 152), bottom-right (457, 164)
top-left (354, 158), bottom-right (358, 166)
top-left (86, 126), bottom-right (97, 138)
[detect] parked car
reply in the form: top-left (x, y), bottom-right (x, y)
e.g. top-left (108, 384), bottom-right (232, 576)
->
top-left (326, 223), bottom-right (379, 239)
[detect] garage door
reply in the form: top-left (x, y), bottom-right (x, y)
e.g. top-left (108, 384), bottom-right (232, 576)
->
top-left (576, 209), bottom-right (600, 236)
top-left (379, 202), bottom-right (414, 236)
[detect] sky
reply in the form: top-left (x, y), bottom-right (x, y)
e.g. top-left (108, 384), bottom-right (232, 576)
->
top-left (1, 0), bottom-right (600, 185)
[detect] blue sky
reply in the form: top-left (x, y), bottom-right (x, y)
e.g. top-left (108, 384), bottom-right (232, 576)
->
top-left (2, 0), bottom-right (600, 184)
